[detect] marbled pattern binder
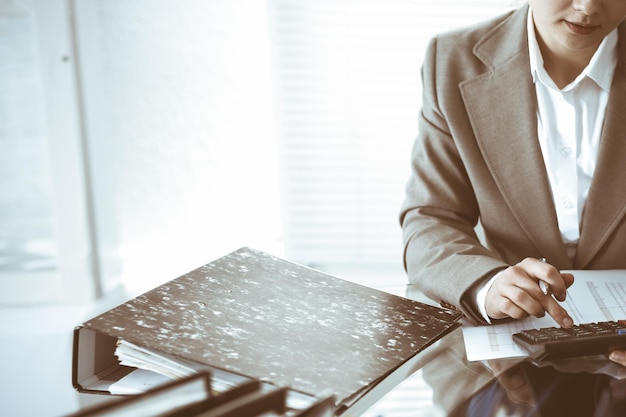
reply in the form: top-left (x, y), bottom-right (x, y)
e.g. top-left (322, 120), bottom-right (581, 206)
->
top-left (79, 247), bottom-right (461, 406)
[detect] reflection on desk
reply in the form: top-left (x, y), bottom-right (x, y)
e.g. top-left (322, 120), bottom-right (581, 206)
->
top-left (445, 360), bottom-right (626, 417)
top-left (370, 285), bottom-right (626, 417)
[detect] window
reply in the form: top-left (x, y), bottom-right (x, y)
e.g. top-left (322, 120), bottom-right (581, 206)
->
top-left (0, 4), bottom-right (57, 278)
top-left (0, 0), bottom-right (104, 304)
top-left (270, 0), bottom-right (517, 273)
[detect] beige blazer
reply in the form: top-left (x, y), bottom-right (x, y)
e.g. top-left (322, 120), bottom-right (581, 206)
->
top-left (400, 5), bottom-right (626, 323)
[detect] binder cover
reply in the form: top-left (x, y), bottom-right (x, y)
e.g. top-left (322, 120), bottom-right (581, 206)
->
top-left (73, 247), bottom-right (461, 414)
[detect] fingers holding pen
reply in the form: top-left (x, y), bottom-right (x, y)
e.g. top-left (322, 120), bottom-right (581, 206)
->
top-left (485, 257), bottom-right (575, 328)
top-left (534, 257), bottom-right (574, 302)
top-left (486, 272), bottom-right (543, 319)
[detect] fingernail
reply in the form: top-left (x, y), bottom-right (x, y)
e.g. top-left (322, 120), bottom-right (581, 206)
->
top-left (562, 317), bottom-right (573, 328)
top-left (610, 351), bottom-right (625, 362)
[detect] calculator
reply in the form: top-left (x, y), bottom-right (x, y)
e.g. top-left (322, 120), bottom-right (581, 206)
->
top-left (512, 320), bottom-right (626, 361)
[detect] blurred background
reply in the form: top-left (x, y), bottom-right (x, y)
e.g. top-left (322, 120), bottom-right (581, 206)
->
top-left (0, 0), bottom-right (517, 415)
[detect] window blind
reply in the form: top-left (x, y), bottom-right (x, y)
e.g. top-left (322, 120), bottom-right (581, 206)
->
top-left (270, 0), bottom-right (518, 270)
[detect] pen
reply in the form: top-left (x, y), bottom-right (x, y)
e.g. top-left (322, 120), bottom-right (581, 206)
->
top-left (538, 257), bottom-right (552, 296)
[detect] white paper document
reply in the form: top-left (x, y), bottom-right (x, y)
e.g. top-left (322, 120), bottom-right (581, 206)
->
top-left (462, 270), bottom-right (626, 361)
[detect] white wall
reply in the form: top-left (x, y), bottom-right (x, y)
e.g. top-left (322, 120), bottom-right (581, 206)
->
top-left (76, 0), bottom-right (283, 294)
top-left (74, 0), bottom-right (517, 295)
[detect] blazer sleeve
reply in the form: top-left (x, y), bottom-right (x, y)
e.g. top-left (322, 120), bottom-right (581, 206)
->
top-left (399, 36), bottom-right (507, 323)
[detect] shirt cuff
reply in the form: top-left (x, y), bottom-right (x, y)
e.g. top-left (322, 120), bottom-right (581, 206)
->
top-left (476, 270), bottom-right (506, 324)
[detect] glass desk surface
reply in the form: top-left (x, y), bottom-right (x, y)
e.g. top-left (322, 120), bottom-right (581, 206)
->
top-left (361, 285), bottom-right (626, 417)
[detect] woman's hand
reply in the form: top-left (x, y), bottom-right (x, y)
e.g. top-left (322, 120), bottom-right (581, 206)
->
top-left (485, 258), bottom-right (575, 328)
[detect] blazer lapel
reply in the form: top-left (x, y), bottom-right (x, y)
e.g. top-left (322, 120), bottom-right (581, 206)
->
top-left (575, 25), bottom-right (626, 269)
top-left (459, 6), bottom-right (572, 267)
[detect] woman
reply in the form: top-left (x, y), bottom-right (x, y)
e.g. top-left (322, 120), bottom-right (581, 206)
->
top-left (400, 0), bottom-right (626, 365)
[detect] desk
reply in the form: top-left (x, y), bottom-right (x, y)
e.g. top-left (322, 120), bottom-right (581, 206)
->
top-left (71, 283), bottom-right (626, 417)
top-left (364, 285), bottom-right (626, 417)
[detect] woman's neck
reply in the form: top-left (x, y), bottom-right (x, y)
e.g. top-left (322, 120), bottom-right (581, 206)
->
top-left (537, 37), bottom-right (597, 89)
